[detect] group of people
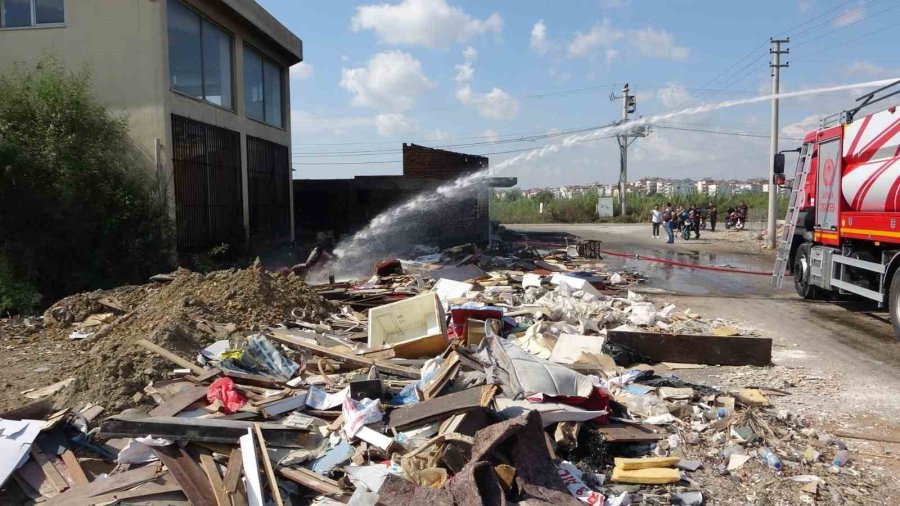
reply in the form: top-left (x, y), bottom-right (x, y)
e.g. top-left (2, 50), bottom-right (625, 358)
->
top-left (650, 202), bottom-right (748, 243)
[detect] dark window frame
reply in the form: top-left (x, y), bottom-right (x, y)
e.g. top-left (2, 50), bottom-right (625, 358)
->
top-left (167, 0), bottom-right (235, 111)
top-left (243, 43), bottom-right (285, 129)
top-left (0, 0), bottom-right (65, 29)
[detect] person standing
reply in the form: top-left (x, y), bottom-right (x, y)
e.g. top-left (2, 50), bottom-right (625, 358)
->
top-left (651, 205), bottom-right (661, 238)
top-left (709, 204), bottom-right (718, 232)
top-left (692, 205), bottom-right (701, 239)
top-left (663, 203), bottom-right (675, 243)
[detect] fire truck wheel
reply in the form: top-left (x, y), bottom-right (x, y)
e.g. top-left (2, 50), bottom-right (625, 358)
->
top-left (794, 243), bottom-right (820, 300)
top-left (889, 272), bottom-right (900, 340)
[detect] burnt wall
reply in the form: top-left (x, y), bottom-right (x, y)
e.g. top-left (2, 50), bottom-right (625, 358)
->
top-left (403, 143), bottom-right (488, 179)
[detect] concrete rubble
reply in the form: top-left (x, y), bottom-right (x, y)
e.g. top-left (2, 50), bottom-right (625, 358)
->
top-left (0, 238), bottom-right (889, 505)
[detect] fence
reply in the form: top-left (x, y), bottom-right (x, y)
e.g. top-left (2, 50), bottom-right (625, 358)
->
top-left (247, 136), bottom-right (291, 242)
top-left (171, 115), bottom-right (244, 250)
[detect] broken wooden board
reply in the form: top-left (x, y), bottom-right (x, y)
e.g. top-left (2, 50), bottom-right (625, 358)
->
top-left (278, 467), bottom-right (347, 497)
top-left (606, 330), bottom-right (772, 367)
top-left (614, 456), bottom-right (680, 470)
top-left (388, 385), bottom-right (497, 431)
top-left (43, 465), bottom-right (167, 506)
top-left (152, 445), bottom-right (217, 506)
top-left (269, 328), bottom-right (421, 380)
top-left (610, 466), bottom-right (680, 484)
top-left (137, 339), bottom-right (207, 375)
top-left (99, 416), bottom-right (313, 448)
top-left (150, 385), bottom-right (209, 417)
top-left (594, 423), bottom-right (665, 443)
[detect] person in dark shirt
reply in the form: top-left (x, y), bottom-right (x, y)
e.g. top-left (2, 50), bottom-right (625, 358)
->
top-left (708, 203), bottom-right (718, 232)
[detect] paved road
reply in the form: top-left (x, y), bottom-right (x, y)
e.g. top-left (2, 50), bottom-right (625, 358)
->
top-left (508, 223), bottom-right (900, 423)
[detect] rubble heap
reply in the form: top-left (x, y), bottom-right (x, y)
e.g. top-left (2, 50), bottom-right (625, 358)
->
top-left (0, 241), bottom-right (890, 505)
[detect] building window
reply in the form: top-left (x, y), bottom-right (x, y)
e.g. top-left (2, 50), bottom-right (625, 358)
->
top-left (1, 0), bottom-right (64, 28)
top-left (247, 136), bottom-right (290, 239)
top-left (243, 46), bottom-right (283, 128)
top-left (167, 0), bottom-right (233, 108)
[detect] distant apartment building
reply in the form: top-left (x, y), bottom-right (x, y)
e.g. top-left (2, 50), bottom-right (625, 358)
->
top-left (0, 0), bottom-right (302, 253)
top-left (665, 179), bottom-right (695, 197)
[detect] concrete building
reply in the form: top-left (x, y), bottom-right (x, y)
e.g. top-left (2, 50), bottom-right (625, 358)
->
top-left (666, 179), bottom-right (695, 197)
top-left (0, 0), bottom-right (302, 253)
top-left (294, 145), bottom-right (515, 248)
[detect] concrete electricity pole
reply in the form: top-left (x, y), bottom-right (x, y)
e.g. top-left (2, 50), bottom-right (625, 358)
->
top-left (768, 38), bottom-right (789, 249)
top-left (612, 83), bottom-right (639, 216)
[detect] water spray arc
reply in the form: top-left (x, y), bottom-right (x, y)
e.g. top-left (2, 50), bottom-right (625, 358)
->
top-left (310, 79), bottom-right (900, 281)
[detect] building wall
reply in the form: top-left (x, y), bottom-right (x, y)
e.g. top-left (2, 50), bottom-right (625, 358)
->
top-left (166, 0), bottom-right (296, 248)
top-left (403, 143), bottom-right (488, 179)
top-left (0, 0), bottom-right (300, 251)
top-left (0, 0), bottom-right (168, 179)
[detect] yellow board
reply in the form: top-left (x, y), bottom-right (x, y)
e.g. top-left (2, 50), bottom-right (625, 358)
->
top-left (613, 456), bottom-right (681, 470)
top-left (610, 466), bottom-right (681, 484)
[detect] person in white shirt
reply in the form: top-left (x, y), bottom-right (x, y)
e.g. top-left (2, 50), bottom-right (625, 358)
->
top-left (650, 205), bottom-right (662, 238)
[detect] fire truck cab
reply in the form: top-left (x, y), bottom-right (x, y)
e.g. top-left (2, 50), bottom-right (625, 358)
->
top-left (776, 80), bottom-right (900, 339)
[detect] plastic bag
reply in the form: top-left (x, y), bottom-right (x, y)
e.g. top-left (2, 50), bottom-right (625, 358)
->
top-left (207, 377), bottom-right (247, 414)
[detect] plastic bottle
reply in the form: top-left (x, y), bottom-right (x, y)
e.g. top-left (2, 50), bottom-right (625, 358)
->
top-left (832, 450), bottom-right (851, 468)
top-left (759, 447), bottom-right (783, 471)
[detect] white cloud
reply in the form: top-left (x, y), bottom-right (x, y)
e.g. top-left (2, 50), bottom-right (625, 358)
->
top-left (600, 0), bottom-right (631, 7)
top-left (782, 114), bottom-right (824, 139)
top-left (832, 6), bottom-right (864, 27)
top-left (632, 28), bottom-right (689, 61)
top-left (530, 20), bottom-right (551, 55)
top-left (290, 62), bottom-right (314, 80)
top-left (482, 129), bottom-right (500, 143)
top-left (452, 48), bottom-right (520, 120)
top-left (375, 113), bottom-right (416, 136)
top-left (657, 84), bottom-right (695, 109)
top-left (456, 85), bottom-right (520, 120)
top-left (427, 129), bottom-right (455, 142)
top-left (351, 0), bottom-right (502, 48)
top-left (841, 60), bottom-right (890, 77)
top-left (339, 50), bottom-right (433, 112)
top-left (455, 46), bottom-right (477, 82)
top-left (568, 19), bottom-right (623, 57)
top-left (566, 22), bottom-right (688, 61)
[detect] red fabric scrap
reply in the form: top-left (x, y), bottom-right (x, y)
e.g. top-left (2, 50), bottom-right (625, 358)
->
top-left (206, 377), bottom-right (246, 414)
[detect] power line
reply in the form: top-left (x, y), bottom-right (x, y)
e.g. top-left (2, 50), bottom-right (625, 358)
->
top-left (791, 0), bottom-right (897, 50)
top-left (655, 124), bottom-right (804, 141)
top-left (791, 20), bottom-right (900, 63)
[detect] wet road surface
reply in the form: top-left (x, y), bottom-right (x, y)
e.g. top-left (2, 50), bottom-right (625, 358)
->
top-left (509, 223), bottom-right (900, 420)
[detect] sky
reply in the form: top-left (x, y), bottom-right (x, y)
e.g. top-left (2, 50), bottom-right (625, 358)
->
top-left (256, 0), bottom-right (900, 188)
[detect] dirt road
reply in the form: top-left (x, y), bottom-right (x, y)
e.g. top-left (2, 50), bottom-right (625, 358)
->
top-left (510, 223), bottom-right (900, 477)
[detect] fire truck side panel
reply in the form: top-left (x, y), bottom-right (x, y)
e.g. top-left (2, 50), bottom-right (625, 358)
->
top-left (840, 212), bottom-right (900, 244)
top-left (814, 137), bottom-right (842, 233)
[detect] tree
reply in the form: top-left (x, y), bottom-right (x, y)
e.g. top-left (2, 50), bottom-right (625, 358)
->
top-left (0, 59), bottom-right (173, 312)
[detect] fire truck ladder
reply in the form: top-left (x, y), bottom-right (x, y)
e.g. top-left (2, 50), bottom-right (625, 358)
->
top-left (772, 154), bottom-right (810, 288)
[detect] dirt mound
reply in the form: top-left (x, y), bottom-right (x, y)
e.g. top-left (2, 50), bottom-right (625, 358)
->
top-left (39, 260), bottom-right (331, 411)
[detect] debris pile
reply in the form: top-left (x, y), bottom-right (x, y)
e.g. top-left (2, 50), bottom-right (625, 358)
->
top-left (0, 243), bottom-right (889, 504)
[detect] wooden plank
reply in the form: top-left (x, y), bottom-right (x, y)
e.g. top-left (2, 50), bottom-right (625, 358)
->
top-left (834, 430), bottom-right (900, 445)
top-left (269, 329), bottom-right (421, 380)
top-left (606, 330), bottom-right (772, 367)
top-left (31, 446), bottom-right (69, 494)
top-left (222, 448), bottom-right (243, 495)
top-left (152, 445), bottom-right (217, 506)
top-left (79, 478), bottom-right (183, 505)
top-left (595, 423), bottom-right (665, 443)
top-left (254, 424), bottom-right (284, 506)
top-left (0, 398), bottom-right (53, 420)
top-left (278, 467), bottom-right (346, 497)
top-left (16, 460), bottom-right (58, 498)
top-left (388, 385), bottom-right (496, 431)
top-left (137, 339), bottom-right (207, 375)
top-left (60, 451), bottom-right (90, 486)
top-left (43, 465), bottom-right (166, 506)
top-left (150, 385), bottom-right (210, 417)
top-left (199, 451), bottom-right (230, 506)
top-left (99, 416), bottom-right (313, 448)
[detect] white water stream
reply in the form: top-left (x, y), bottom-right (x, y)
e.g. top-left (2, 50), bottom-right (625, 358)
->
top-left (309, 79), bottom-right (899, 281)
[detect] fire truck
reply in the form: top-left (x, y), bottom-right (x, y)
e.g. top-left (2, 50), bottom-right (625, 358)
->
top-left (773, 80), bottom-right (900, 338)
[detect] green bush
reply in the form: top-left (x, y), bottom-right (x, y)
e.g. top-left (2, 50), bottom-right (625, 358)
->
top-left (491, 189), bottom-right (787, 224)
top-left (0, 59), bottom-right (173, 313)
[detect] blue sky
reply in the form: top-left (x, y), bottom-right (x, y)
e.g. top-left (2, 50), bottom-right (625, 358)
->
top-left (256, 0), bottom-right (899, 188)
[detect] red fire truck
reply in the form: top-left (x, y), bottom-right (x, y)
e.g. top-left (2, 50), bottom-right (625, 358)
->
top-left (774, 80), bottom-right (900, 338)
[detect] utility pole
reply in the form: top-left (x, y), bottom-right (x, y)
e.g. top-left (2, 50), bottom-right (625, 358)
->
top-left (611, 83), bottom-right (641, 216)
top-left (768, 38), bottom-right (789, 249)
